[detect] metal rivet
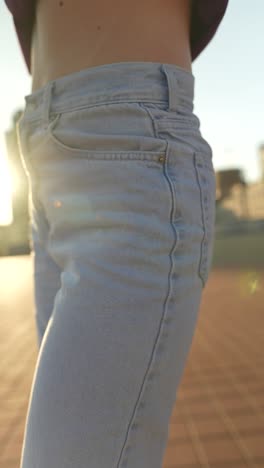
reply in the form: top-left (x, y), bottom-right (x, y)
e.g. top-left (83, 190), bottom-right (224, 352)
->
top-left (159, 156), bottom-right (165, 163)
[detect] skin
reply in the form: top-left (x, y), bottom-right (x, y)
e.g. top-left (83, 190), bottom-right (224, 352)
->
top-left (31, 0), bottom-right (192, 91)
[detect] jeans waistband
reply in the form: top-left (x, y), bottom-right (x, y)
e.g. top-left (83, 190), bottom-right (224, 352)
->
top-left (22, 62), bottom-right (195, 125)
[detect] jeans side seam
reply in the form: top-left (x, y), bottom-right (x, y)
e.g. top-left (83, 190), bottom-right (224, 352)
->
top-left (193, 153), bottom-right (207, 288)
top-left (116, 143), bottom-right (181, 468)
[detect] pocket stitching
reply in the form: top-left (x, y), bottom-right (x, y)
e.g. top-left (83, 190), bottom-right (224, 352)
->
top-left (47, 112), bottom-right (165, 162)
top-left (138, 102), bottom-right (159, 139)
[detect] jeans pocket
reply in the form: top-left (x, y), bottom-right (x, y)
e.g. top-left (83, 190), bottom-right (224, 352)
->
top-left (193, 152), bottom-right (216, 288)
top-left (47, 102), bottom-right (167, 158)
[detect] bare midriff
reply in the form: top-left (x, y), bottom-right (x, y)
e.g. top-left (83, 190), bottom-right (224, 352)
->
top-left (31, 0), bottom-right (192, 92)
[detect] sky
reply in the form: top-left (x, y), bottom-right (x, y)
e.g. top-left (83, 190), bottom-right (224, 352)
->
top-left (0, 0), bottom-right (264, 223)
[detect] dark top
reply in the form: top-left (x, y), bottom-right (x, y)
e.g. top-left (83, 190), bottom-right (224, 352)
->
top-left (5, 0), bottom-right (229, 74)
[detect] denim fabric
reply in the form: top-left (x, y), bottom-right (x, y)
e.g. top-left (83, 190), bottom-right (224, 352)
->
top-left (17, 61), bottom-right (216, 468)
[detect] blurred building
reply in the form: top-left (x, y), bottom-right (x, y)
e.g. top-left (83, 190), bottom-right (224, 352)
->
top-left (258, 143), bottom-right (264, 182)
top-left (215, 168), bottom-right (249, 218)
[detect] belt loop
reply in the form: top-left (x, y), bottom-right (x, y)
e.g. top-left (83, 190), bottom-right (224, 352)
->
top-left (42, 81), bottom-right (55, 127)
top-left (160, 64), bottom-right (180, 112)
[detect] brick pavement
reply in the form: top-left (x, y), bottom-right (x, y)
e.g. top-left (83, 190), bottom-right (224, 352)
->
top-left (1, 256), bottom-right (263, 468)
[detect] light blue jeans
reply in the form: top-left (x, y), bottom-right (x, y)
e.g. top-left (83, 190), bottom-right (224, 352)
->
top-left (17, 62), bottom-right (216, 468)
